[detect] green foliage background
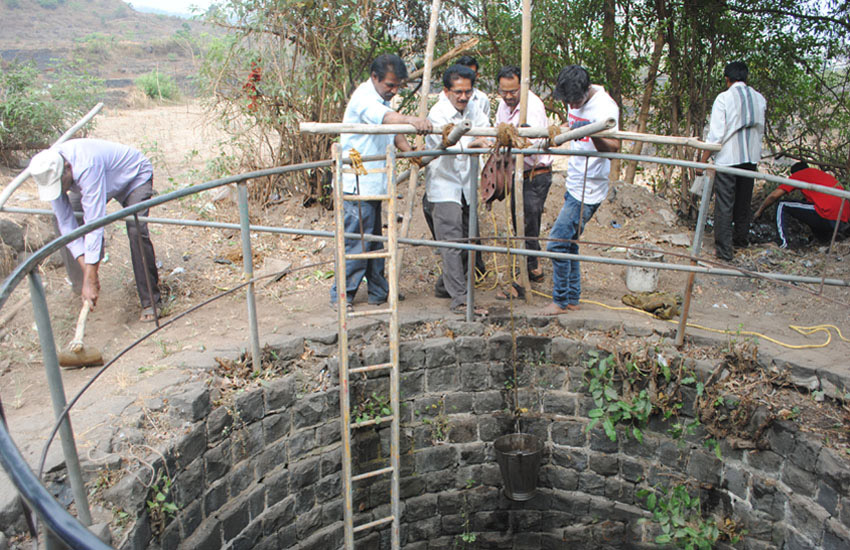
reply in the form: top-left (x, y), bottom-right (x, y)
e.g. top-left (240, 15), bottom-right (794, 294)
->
top-left (199, 0), bottom-right (849, 208)
top-left (0, 61), bottom-right (104, 154)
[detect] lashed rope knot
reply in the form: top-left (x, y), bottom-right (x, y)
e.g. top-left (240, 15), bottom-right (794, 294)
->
top-left (441, 123), bottom-right (455, 149)
top-left (494, 123), bottom-right (530, 149)
top-left (348, 149), bottom-right (368, 176)
top-left (547, 124), bottom-right (561, 148)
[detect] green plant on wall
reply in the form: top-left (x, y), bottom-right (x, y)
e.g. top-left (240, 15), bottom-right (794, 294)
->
top-left (147, 469), bottom-right (178, 537)
top-left (455, 479), bottom-right (477, 548)
top-left (584, 351), bottom-right (653, 442)
top-left (637, 483), bottom-right (742, 549)
top-left (420, 400), bottom-right (451, 444)
top-left (355, 392), bottom-right (392, 425)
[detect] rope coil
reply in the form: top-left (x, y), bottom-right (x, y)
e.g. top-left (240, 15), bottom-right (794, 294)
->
top-left (348, 149), bottom-right (368, 176)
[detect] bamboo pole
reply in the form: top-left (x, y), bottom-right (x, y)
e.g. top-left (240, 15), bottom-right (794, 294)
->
top-left (397, 0), bottom-right (441, 271)
top-left (300, 122), bottom-right (721, 151)
top-left (405, 37), bottom-right (478, 83)
top-left (513, 0), bottom-right (532, 302)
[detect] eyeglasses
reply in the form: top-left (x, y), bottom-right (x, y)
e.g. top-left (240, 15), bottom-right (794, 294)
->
top-left (449, 88), bottom-right (474, 97)
top-left (498, 88), bottom-right (520, 97)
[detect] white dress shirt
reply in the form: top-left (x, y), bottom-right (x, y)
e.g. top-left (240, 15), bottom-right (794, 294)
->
top-left (425, 95), bottom-right (490, 204)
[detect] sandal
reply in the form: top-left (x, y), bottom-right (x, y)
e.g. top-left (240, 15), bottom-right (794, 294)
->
top-left (451, 303), bottom-right (488, 316)
top-left (495, 282), bottom-right (525, 300)
top-left (529, 268), bottom-right (545, 283)
top-left (140, 304), bottom-right (161, 322)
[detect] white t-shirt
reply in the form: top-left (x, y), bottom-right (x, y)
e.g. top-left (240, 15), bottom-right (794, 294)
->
top-left (566, 85), bottom-right (619, 205)
top-left (705, 81), bottom-right (766, 166)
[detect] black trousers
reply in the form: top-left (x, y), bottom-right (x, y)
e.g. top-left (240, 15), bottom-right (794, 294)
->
top-left (510, 170), bottom-right (553, 272)
top-left (59, 179), bottom-right (160, 308)
top-left (713, 163), bottom-right (755, 261)
top-left (777, 202), bottom-right (850, 247)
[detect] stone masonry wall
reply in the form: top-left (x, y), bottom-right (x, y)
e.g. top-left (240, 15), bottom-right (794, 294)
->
top-left (110, 317), bottom-right (850, 550)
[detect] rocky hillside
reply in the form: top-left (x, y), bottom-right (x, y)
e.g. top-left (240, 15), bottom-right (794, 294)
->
top-left (1, 0), bottom-right (211, 101)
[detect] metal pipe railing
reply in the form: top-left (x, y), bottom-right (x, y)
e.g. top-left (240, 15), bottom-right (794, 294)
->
top-left (1, 145), bottom-right (848, 550)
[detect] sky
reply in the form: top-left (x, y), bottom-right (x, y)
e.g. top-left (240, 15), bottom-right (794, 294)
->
top-left (125, 0), bottom-right (215, 17)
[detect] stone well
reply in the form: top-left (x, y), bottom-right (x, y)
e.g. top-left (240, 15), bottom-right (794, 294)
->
top-left (98, 316), bottom-right (850, 550)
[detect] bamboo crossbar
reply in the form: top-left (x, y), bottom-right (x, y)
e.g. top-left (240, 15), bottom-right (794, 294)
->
top-left (299, 122), bottom-right (721, 151)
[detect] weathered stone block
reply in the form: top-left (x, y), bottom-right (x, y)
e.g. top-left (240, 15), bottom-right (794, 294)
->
top-left (173, 457), bottom-right (204, 507)
top-left (766, 420), bottom-right (797, 457)
top-left (176, 422), bottom-right (207, 467)
top-left (589, 453), bottom-right (618, 476)
top-left (266, 468), bottom-right (289, 503)
top-left (817, 446), bottom-right (850, 493)
top-left (401, 370), bottom-right (425, 397)
top-left (288, 428), bottom-right (316, 458)
top-left (722, 465), bottom-right (750, 500)
top-left (264, 376), bottom-right (296, 412)
top-left (752, 476), bottom-right (787, 521)
top-left (103, 467), bottom-right (148, 513)
top-left (262, 412), bottom-right (289, 445)
top-left (472, 391), bottom-right (504, 414)
top-left (455, 336), bottom-right (488, 363)
top-left (551, 420), bottom-right (587, 447)
top-left (230, 521), bottom-right (261, 550)
top-left (551, 447), bottom-right (587, 472)
top-left (415, 446), bottom-right (458, 473)
top-left (423, 338), bottom-right (456, 367)
top-left (294, 485), bottom-right (317, 515)
top-left (550, 337), bottom-right (582, 366)
top-left (203, 479), bottom-right (228, 517)
top-left (399, 341), bottom-right (426, 371)
top-left (291, 456), bottom-right (321, 490)
top-left (169, 384), bottom-right (211, 422)
top-left (427, 365), bottom-right (459, 392)
top-left (235, 389), bottom-right (265, 423)
top-left (478, 415), bottom-right (513, 442)
top-left (443, 392), bottom-right (473, 414)
top-left (179, 500), bottom-right (202, 540)
top-left (823, 519), bottom-right (850, 550)
top-left (206, 406), bottom-right (233, 445)
top-left (262, 496), bottom-right (295, 536)
top-left (487, 333), bottom-right (513, 361)
top-left (459, 362), bottom-right (490, 391)
top-left (790, 436), bottom-right (821, 472)
top-left (220, 499), bottom-right (250, 542)
top-left (232, 423), bottom-right (264, 463)
top-left (230, 461), bottom-right (255, 497)
top-left (747, 449), bottom-right (782, 473)
top-left (255, 439), bottom-right (287, 478)
top-left (292, 393), bottom-right (325, 429)
top-left (686, 450), bottom-right (721, 487)
top-left (789, 494), bottom-right (830, 542)
top-left (782, 461), bottom-right (817, 497)
top-left (817, 480), bottom-right (838, 516)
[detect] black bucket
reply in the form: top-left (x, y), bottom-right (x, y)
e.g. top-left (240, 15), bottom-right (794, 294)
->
top-left (493, 433), bottom-right (544, 501)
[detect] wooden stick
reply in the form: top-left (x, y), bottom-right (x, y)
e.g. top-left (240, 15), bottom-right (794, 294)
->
top-left (69, 299), bottom-right (92, 352)
top-left (398, 0), bottom-right (441, 271)
top-left (514, 0), bottom-right (532, 302)
top-left (405, 37), bottom-right (479, 82)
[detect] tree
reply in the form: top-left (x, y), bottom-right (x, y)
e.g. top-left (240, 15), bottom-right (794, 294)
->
top-left (199, 0), bottom-right (432, 206)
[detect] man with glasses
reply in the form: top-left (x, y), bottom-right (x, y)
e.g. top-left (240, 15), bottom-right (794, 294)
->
top-left (423, 64), bottom-right (491, 313)
top-left (330, 54), bottom-right (431, 311)
top-left (543, 65), bottom-right (620, 316)
top-left (494, 65), bottom-right (553, 295)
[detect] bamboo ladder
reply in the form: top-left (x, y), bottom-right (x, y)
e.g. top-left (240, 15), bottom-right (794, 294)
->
top-left (332, 143), bottom-right (402, 549)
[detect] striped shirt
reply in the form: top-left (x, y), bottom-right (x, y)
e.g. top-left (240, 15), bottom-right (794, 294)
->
top-left (706, 81), bottom-right (766, 166)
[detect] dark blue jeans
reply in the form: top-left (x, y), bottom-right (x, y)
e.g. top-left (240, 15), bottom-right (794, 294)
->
top-left (330, 199), bottom-right (389, 305)
top-left (546, 192), bottom-right (599, 308)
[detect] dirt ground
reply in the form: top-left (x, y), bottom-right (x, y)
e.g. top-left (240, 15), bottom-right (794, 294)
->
top-left (1, 101), bottom-right (849, 523)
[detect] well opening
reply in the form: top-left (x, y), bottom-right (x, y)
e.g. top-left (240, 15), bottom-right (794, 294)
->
top-left (68, 316), bottom-right (850, 550)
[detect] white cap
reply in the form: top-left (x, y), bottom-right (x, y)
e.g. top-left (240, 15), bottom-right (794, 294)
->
top-left (28, 150), bottom-right (65, 201)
